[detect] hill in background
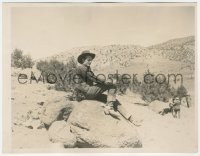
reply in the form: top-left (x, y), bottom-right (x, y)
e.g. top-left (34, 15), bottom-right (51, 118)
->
top-left (42, 36), bottom-right (194, 73)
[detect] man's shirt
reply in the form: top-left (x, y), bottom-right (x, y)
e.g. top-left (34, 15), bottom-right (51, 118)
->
top-left (74, 64), bottom-right (104, 93)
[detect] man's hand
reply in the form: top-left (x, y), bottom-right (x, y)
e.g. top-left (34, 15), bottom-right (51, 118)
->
top-left (105, 78), bottom-right (113, 85)
top-left (104, 78), bottom-right (117, 87)
top-left (97, 76), bottom-right (106, 82)
top-left (105, 81), bottom-right (112, 85)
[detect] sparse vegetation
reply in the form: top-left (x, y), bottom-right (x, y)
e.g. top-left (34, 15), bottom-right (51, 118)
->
top-left (127, 70), bottom-right (189, 103)
top-left (138, 70), bottom-right (172, 103)
top-left (34, 36), bottom-right (193, 102)
top-left (36, 57), bottom-right (77, 92)
top-left (148, 36), bottom-right (194, 63)
top-left (129, 75), bottom-right (141, 93)
top-left (176, 85), bottom-right (188, 98)
top-left (11, 49), bottom-right (34, 69)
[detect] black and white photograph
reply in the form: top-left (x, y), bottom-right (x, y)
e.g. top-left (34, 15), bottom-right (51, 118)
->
top-left (2, 2), bottom-right (198, 153)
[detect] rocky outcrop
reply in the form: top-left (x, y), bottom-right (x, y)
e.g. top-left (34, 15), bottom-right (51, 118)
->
top-left (40, 97), bottom-right (75, 127)
top-left (48, 121), bottom-right (77, 148)
top-left (47, 100), bottom-right (142, 148)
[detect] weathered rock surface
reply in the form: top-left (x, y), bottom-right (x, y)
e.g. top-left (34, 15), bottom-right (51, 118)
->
top-left (40, 97), bottom-right (75, 126)
top-left (48, 100), bottom-right (142, 148)
top-left (48, 121), bottom-right (77, 148)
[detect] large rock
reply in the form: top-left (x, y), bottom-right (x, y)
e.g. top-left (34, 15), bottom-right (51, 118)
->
top-left (48, 121), bottom-right (77, 148)
top-left (148, 100), bottom-right (170, 114)
top-left (65, 100), bottom-right (142, 148)
top-left (40, 97), bottom-right (75, 126)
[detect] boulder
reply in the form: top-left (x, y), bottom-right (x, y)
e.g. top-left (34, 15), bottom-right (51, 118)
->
top-left (48, 121), bottom-right (77, 148)
top-left (40, 97), bottom-right (75, 126)
top-left (66, 100), bottom-right (142, 148)
top-left (148, 100), bottom-right (170, 114)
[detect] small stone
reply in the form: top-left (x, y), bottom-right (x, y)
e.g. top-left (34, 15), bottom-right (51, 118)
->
top-left (37, 102), bottom-right (44, 106)
top-left (26, 125), bottom-right (33, 129)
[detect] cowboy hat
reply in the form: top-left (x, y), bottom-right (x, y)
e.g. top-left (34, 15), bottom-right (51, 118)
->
top-left (77, 50), bottom-right (95, 64)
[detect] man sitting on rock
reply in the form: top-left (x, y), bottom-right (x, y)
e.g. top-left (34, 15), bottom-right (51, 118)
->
top-left (73, 50), bottom-right (142, 126)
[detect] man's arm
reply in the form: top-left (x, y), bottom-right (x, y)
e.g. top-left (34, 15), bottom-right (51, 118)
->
top-left (86, 70), bottom-right (105, 84)
top-left (76, 65), bottom-right (105, 84)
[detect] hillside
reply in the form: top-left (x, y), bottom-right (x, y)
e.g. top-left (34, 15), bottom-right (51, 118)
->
top-left (41, 36), bottom-right (195, 72)
top-left (147, 36), bottom-right (195, 64)
top-left (43, 44), bottom-right (148, 71)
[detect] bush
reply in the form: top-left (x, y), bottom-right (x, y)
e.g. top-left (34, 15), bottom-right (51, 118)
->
top-left (176, 85), bottom-right (188, 98)
top-left (137, 70), bottom-right (188, 103)
top-left (112, 74), bottom-right (141, 95)
top-left (11, 49), bottom-right (34, 69)
top-left (21, 55), bottom-right (34, 69)
top-left (36, 60), bottom-right (49, 72)
top-left (11, 49), bottom-right (23, 68)
top-left (110, 74), bottom-right (131, 95)
top-left (36, 57), bottom-right (77, 92)
top-left (129, 75), bottom-right (141, 93)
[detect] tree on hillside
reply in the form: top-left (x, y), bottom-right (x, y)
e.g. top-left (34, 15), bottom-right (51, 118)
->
top-left (11, 49), bottom-right (23, 68)
top-left (11, 49), bottom-right (34, 69)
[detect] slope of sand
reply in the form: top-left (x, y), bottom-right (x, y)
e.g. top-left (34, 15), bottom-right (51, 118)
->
top-left (118, 94), bottom-right (197, 152)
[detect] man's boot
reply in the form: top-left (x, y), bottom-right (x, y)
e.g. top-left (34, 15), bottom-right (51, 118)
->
top-left (128, 115), bottom-right (143, 126)
top-left (104, 101), bottom-right (120, 119)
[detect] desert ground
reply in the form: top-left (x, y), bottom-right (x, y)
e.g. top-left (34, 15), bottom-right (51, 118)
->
top-left (11, 62), bottom-right (197, 152)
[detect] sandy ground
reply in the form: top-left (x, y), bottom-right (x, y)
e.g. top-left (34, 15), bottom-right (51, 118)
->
top-left (11, 67), bottom-right (197, 153)
top-left (118, 94), bottom-right (197, 152)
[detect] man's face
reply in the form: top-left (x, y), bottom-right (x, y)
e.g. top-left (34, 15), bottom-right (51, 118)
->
top-left (82, 56), bottom-right (93, 67)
